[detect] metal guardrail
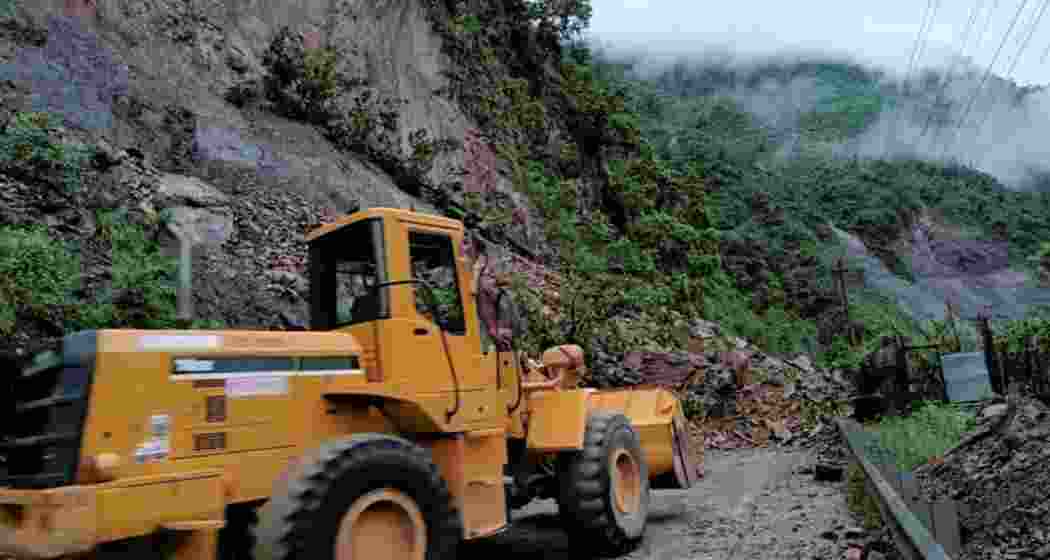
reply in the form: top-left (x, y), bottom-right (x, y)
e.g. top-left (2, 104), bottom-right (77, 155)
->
top-left (835, 418), bottom-right (957, 560)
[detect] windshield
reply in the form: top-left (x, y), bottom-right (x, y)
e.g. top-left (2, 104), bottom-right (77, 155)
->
top-left (309, 218), bottom-right (388, 330)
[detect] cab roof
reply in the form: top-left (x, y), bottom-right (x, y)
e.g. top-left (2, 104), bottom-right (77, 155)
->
top-left (305, 207), bottom-right (463, 243)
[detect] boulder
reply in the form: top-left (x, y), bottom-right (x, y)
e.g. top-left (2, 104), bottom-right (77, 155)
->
top-left (150, 173), bottom-right (234, 249)
top-left (153, 173), bottom-right (230, 208)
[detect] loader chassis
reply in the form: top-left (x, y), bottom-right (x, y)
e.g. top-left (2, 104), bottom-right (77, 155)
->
top-left (0, 207), bottom-right (699, 560)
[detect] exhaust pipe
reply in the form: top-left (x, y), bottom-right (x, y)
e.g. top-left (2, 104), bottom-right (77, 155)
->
top-left (168, 224), bottom-right (194, 327)
top-left (177, 232), bottom-right (192, 323)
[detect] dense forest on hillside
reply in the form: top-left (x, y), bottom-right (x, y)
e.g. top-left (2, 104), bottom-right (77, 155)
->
top-left (542, 45), bottom-right (1050, 368)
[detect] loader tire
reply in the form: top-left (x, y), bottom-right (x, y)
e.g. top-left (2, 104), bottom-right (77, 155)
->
top-left (252, 434), bottom-right (461, 560)
top-left (557, 412), bottom-right (650, 557)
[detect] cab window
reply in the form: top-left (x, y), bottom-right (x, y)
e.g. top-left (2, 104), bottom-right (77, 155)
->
top-left (408, 231), bottom-right (466, 335)
top-left (308, 217), bottom-right (388, 330)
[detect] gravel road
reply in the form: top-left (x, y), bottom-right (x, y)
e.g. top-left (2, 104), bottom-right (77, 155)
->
top-left (463, 446), bottom-right (868, 560)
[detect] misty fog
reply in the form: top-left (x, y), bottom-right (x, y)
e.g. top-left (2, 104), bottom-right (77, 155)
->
top-left (589, 38), bottom-right (1050, 191)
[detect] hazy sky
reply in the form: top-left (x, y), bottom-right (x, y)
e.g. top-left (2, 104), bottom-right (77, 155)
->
top-left (588, 0), bottom-right (1050, 86)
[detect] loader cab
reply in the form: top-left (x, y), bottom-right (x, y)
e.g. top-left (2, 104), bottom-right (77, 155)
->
top-left (306, 208), bottom-right (494, 396)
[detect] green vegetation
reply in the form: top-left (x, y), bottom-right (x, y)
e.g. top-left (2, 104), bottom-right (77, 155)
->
top-left (846, 461), bottom-right (884, 529)
top-left (993, 307), bottom-right (1050, 353)
top-left (872, 401), bottom-right (976, 472)
top-left (0, 225), bottom-right (79, 335)
top-left (701, 267), bottom-right (817, 356)
top-left (260, 27), bottom-right (343, 124)
top-left (452, 14), bottom-right (482, 35)
top-left (0, 111), bottom-right (95, 191)
top-left (73, 210), bottom-right (181, 330)
top-left (524, 0), bottom-right (593, 40)
top-left (0, 211), bottom-right (225, 337)
top-left (579, 50), bottom-right (1050, 364)
top-left (514, 150), bottom-right (716, 354)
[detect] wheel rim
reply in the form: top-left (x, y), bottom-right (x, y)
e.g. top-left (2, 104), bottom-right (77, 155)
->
top-left (611, 449), bottom-right (642, 514)
top-left (335, 487), bottom-right (427, 560)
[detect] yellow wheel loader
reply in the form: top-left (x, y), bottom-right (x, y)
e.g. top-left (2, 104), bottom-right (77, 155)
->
top-left (0, 208), bottom-right (701, 560)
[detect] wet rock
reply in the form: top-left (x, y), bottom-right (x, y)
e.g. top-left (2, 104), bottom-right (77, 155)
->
top-left (265, 270), bottom-right (308, 295)
top-left (587, 348), bottom-right (645, 388)
top-left (981, 403), bottom-right (1009, 420)
top-left (842, 527), bottom-right (866, 539)
top-left (153, 172), bottom-right (230, 208)
top-left (689, 318), bottom-right (721, 339)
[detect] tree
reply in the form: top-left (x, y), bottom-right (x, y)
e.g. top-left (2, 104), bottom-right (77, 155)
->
top-left (524, 0), bottom-right (593, 41)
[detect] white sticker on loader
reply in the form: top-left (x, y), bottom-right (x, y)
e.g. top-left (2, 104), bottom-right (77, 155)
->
top-left (134, 438), bottom-right (170, 464)
top-left (226, 376), bottom-right (289, 398)
top-left (150, 414), bottom-right (171, 439)
top-left (138, 334), bottom-right (221, 351)
top-left (134, 414), bottom-right (172, 463)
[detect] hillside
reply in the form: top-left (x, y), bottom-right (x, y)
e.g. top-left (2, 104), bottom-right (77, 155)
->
top-left (0, 0), bottom-right (724, 382)
top-left (580, 49), bottom-right (1050, 365)
top-left (1, 0), bottom-right (1049, 379)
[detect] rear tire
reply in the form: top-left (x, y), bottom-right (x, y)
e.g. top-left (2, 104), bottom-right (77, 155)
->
top-left (253, 434), bottom-right (461, 560)
top-left (557, 412), bottom-right (650, 557)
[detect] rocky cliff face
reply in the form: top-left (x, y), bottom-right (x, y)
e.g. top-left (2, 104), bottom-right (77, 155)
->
top-left (6, 0), bottom-right (480, 212)
top-left (0, 0), bottom-right (641, 354)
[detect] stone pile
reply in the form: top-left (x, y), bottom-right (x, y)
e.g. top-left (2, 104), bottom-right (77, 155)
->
top-left (914, 397), bottom-right (1050, 560)
top-left (588, 318), bottom-right (858, 450)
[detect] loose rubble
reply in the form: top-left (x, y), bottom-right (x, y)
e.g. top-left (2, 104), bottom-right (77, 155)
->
top-left (914, 396), bottom-right (1050, 560)
top-left (605, 318), bottom-right (858, 454)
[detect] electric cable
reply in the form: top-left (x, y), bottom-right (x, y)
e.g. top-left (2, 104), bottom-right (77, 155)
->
top-left (938, 0), bottom-right (1031, 159)
top-left (913, 0), bottom-right (985, 151)
top-left (973, 0), bottom-right (1050, 166)
top-left (926, 0), bottom-right (1002, 153)
top-left (913, 0), bottom-right (944, 82)
top-left (884, 0), bottom-right (939, 157)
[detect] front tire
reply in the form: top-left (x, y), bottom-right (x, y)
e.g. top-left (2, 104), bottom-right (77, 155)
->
top-left (253, 434), bottom-right (461, 560)
top-left (557, 412), bottom-right (650, 557)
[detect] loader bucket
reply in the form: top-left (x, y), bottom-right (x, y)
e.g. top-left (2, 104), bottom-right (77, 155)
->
top-left (587, 387), bottom-right (702, 489)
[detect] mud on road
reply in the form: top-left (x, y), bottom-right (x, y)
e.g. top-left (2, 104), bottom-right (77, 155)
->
top-left (464, 447), bottom-right (868, 560)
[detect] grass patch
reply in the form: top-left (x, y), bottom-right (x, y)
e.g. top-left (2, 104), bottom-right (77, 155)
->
top-left (0, 111), bottom-right (95, 191)
top-left (846, 461), bottom-right (884, 529)
top-left (72, 210), bottom-right (180, 330)
top-left (873, 401), bottom-right (977, 472)
top-left (0, 224), bottom-right (79, 334)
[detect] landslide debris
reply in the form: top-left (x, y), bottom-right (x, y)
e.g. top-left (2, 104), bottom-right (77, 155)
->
top-left (915, 396), bottom-right (1050, 560)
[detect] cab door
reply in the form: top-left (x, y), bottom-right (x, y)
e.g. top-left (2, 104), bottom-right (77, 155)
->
top-left (399, 227), bottom-right (484, 390)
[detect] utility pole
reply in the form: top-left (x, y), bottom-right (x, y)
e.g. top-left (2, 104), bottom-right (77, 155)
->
top-left (833, 257), bottom-right (853, 346)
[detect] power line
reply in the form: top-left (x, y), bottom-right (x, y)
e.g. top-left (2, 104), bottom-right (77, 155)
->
top-left (927, 0), bottom-right (1001, 155)
top-left (972, 0), bottom-right (1004, 59)
top-left (884, 0), bottom-right (940, 158)
top-left (913, 0), bottom-right (986, 152)
top-left (1041, 23), bottom-right (1050, 61)
top-left (974, 0), bottom-right (1050, 165)
top-left (909, 0), bottom-right (947, 123)
top-left (913, 0), bottom-right (944, 78)
top-left (938, 0), bottom-right (1031, 159)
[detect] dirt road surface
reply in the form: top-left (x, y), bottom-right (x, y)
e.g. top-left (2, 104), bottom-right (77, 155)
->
top-left (463, 446), bottom-right (866, 560)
